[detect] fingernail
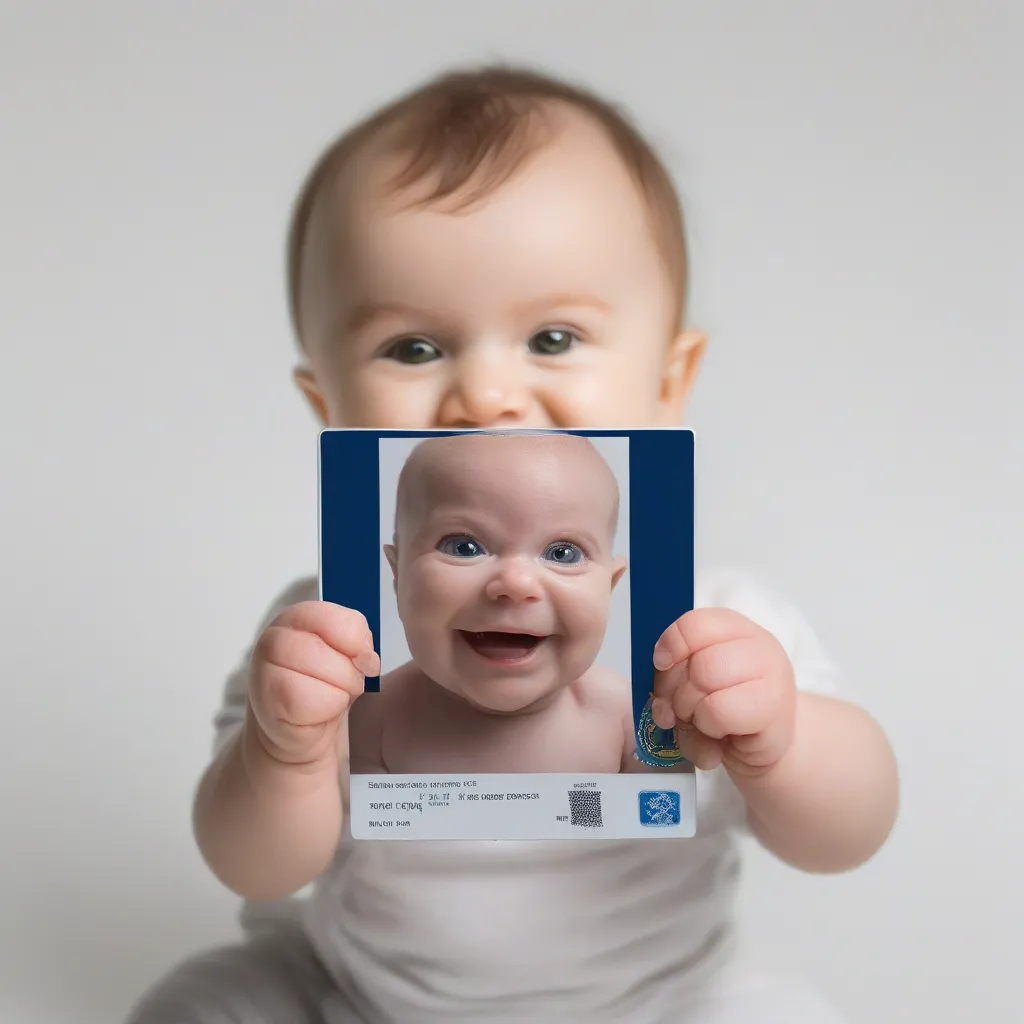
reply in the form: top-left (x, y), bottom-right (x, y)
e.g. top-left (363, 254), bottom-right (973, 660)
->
top-left (353, 650), bottom-right (380, 677)
top-left (653, 647), bottom-right (673, 671)
top-left (651, 699), bottom-right (674, 730)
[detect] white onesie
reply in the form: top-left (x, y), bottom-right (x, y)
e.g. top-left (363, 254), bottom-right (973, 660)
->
top-left (208, 569), bottom-right (847, 1023)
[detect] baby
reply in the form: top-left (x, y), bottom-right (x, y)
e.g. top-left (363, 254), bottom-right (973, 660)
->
top-left (128, 65), bottom-right (898, 1024)
top-left (353, 432), bottom-right (649, 777)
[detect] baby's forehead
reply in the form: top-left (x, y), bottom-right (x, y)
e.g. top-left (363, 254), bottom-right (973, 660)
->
top-left (398, 434), bottom-right (618, 521)
top-left (407, 433), bottom-right (608, 485)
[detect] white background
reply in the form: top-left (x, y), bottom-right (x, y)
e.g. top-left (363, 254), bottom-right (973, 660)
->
top-left (375, 433), bottom-right (631, 676)
top-left (0, 3), bottom-right (1018, 1022)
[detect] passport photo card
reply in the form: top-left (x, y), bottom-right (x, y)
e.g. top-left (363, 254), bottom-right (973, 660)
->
top-left (318, 428), bottom-right (697, 840)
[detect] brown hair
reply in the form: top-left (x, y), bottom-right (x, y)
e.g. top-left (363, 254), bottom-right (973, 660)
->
top-left (286, 64), bottom-right (688, 345)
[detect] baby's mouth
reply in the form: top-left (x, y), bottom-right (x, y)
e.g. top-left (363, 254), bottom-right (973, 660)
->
top-left (457, 630), bottom-right (547, 663)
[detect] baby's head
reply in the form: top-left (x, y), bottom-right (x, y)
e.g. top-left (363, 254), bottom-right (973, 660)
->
top-left (288, 65), bottom-right (705, 430)
top-left (385, 433), bottom-right (626, 714)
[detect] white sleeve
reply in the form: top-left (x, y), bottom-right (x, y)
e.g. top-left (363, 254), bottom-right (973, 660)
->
top-left (692, 568), bottom-right (848, 836)
top-left (695, 569), bottom-right (847, 697)
top-left (211, 576), bottom-right (319, 757)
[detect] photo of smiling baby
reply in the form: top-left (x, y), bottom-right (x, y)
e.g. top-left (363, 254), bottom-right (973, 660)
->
top-left (349, 430), bottom-right (664, 777)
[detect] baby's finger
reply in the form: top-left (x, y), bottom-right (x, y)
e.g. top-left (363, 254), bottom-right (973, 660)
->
top-left (650, 696), bottom-right (676, 731)
top-left (351, 649), bottom-right (382, 678)
top-left (691, 678), bottom-right (783, 740)
top-left (687, 637), bottom-right (769, 694)
top-left (255, 625), bottom-right (373, 695)
top-left (676, 729), bottom-right (723, 771)
top-left (651, 655), bottom-right (692, 720)
top-left (258, 664), bottom-right (353, 730)
top-left (668, 638), bottom-right (770, 724)
top-left (726, 713), bottom-right (796, 769)
top-left (652, 608), bottom-right (762, 671)
top-left (273, 601), bottom-right (375, 660)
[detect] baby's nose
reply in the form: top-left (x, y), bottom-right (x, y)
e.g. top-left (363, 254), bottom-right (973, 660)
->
top-left (485, 558), bottom-right (543, 602)
top-left (437, 350), bottom-right (530, 428)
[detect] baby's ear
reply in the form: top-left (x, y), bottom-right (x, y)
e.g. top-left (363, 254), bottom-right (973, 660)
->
top-left (657, 330), bottom-right (706, 425)
top-left (294, 366), bottom-right (329, 425)
top-left (384, 543), bottom-right (399, 590)
top-left (610, 557), bottom-right (627, 590)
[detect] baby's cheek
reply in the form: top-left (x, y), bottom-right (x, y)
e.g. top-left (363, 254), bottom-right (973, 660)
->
top-left (560, 588), bottom-right (611, 659)
top-left (352, 373), bottom-right (440, 429)
top-left (395, 578), bottom-right (441, 653)
top-left (538, 365), bottom-right (656, 428)
top-left (402, 566), bottom-right (451, 616)
top-left (401, 612), bottom-right (447, 676)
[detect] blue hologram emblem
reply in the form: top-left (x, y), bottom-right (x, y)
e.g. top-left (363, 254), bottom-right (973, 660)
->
top-left (639, 790), bottom-right (681, 827)
top-left (635, 693), bottom-right (689, 767)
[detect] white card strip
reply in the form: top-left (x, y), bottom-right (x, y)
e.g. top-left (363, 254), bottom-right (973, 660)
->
top-left (350, 772), bottom-right (696, 841)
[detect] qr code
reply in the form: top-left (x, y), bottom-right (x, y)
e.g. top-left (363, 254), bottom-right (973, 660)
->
top-left (568, 789), bottom-right (603, 828)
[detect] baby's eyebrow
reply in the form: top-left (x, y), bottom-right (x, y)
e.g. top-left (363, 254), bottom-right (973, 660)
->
top-left (343, 299), bottom-right (443, 334)
top-left (553, 527), bottom-right (606, 554)
top-left (511, 291), bottom-right (611, 317)
top-left (342, 292), bottom-right (609, 336)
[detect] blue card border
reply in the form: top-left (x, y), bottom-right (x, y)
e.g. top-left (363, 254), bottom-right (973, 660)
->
top-left (318, 428), bottom-right (694, 765)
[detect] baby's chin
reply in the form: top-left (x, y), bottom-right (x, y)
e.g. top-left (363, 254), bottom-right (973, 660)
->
top-left (438, 674), bottom-right (565, 716)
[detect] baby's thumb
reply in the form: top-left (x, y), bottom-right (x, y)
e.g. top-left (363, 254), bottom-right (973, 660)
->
top-left (352, 649), bottom-right (381, 678)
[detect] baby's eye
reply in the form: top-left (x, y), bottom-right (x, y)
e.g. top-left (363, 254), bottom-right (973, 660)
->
top-left (439, 535), bottom-right (486, 558)
top-left (384, 337), bottom-right (442, 364)
top-left (543, 542), bottom-right (586, 565)
top-left (528, 329), bottom-right (577, 356)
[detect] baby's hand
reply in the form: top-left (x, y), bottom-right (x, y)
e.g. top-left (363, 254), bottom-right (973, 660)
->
top-left (248, 601), bottom-right (380, 766)
top-left (650, 609), bottom-right (796, 776)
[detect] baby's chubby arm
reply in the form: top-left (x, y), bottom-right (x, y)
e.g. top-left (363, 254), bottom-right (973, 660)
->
top-left (193, 602), bottom-right (379, 901)
top-left (650, 608), bottom-right (898, 872)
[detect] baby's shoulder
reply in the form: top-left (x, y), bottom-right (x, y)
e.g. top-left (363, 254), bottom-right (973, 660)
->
top-left (375, 661), bottom-right (422, 704)
top-left (349, 662), bottom-right (428, 770)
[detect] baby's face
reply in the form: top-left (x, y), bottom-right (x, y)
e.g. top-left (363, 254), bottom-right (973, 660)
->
top-left (297, 103), bottom-right (703, 430)
top-left (386, 435), bottom-right (626, 714)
